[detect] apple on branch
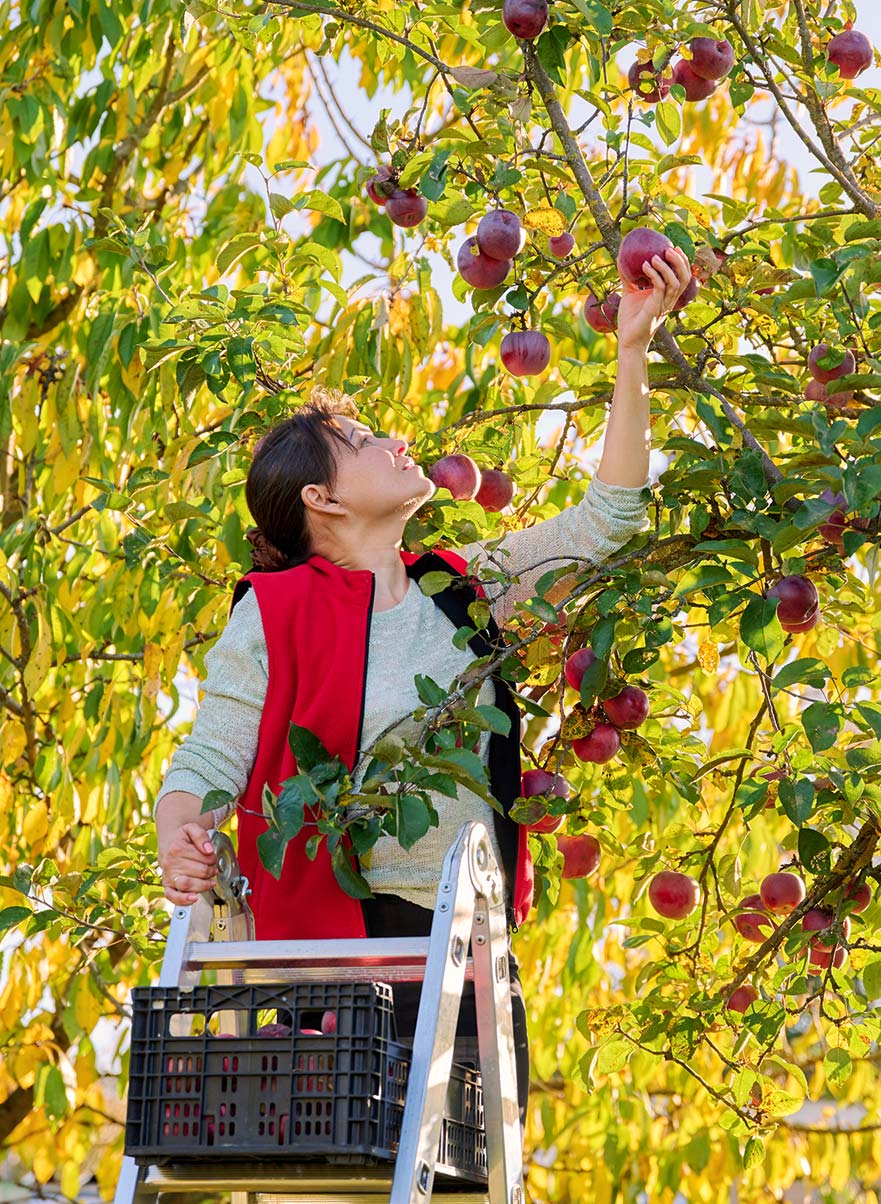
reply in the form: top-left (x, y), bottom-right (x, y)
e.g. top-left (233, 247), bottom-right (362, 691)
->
top-left (648, 870), bottom-right (699, 919)
top-left (474, 467), bottom-right (515, 512)
top-left (428, 453), bottom-right (481, 500)
top-left (500, 330), bottom-right (551, 377)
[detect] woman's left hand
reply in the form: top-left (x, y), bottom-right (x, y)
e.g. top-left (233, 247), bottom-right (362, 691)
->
top-left (616, 246), bottom-right (694, 352)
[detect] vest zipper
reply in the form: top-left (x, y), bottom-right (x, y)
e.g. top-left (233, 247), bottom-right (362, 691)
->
top-left (351, 574), bottom-right (376, 884)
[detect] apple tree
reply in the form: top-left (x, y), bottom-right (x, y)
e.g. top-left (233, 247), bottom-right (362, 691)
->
top-left (2, 0), bottom-right (881, 1198)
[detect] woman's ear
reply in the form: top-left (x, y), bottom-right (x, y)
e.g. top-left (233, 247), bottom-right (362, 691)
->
top-left (301, 483), bottom-right (340, 514)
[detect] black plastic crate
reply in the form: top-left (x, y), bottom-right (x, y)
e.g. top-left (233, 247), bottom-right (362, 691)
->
top-left (124, 982), bottom-right (486, 1184)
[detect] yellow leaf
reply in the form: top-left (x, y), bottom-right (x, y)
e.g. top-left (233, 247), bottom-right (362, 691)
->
top-left (1, 720), bottom-right (28, 764)
top-left (60, 1160), bottom-right (81, 1200)
top-left (143, 641), bottom-right (163, 700)
top-left (699, 640), bottom-right (720, 673)
top-left (23, 800), bottom-right (49, 848)
top-left (524, 206), bottom-right (566, 238)
top-left (22, 598), bottom-right (53, 697)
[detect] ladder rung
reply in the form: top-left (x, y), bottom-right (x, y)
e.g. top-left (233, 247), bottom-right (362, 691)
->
top-left (183, 938), bottom-right (474, 983)
top-left (142, 1163), bottom-right (488, 1197)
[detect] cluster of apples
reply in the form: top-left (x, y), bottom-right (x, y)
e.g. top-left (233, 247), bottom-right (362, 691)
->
top-left (804, 343), bottom-right (856, 407)
top-left (563, 647), bottom-right (651, 765)
top-left (428, 453), bottom-right (515, 511)
top-left (766, 573), bottom-right (821, 635)
top-left (518, 768), bottom-right (602, 879)
top-left (629, 37), bottom-right (736, 105)
top-left (733, 872), bottom-right (871, 968)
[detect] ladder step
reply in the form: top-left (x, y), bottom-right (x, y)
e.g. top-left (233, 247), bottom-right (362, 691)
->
top-left (142, 1164), bottom-right (488, 1196)
top-left (184, 938), bottom-right (474, 983)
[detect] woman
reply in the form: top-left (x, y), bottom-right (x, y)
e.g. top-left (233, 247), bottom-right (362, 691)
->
top-left (154, 246), bottom-right (692, 1124)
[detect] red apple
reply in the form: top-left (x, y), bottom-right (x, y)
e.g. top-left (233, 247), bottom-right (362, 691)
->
top-left (429, 453), bottom-right (481, 500)
top-left (522, 768), bottom-right (571, 799)
top-left (584, 292), bottom-right (621, 333)
top-left (366, 165), bottom-right (393, 205)
top-left (320, 1010), bottom-right (337, 1034)
top-left (733, 893), bottom-right (775, 943)
top-left (564, 648), bottom-right (597, 691)
top-left (767, 575), bottom-right (820, 632)
top-left (727, 985), bottom-right (759, 1014)
top-left (502, 0), bottom-right (548, 40)
top-left (844, 879), bottom-right (872, 912)
top-left (689, 37), bottom-right (736, 80)
top-left (672, 275), bottom-right (700, 311)
top-left (257, 1023), bottom-right (292, 1037)
top-left (627, 60), bottom-right (672, 103)
top-left (477, 209), bottom-right (522, 260)
top-left (802, 907), bottom-right (850, 950)
top-left (648, 870), bottom-right (699, 919)
top-left (549, 231), bottom-right (575, 258)
top-left (457, 236), bottom-right (511, 289)
top-left (529, 813), bottom-right (565, 834)
top-left (385, 189), bottom-right (428, 228)
top-left (827, 30), bottom-right (873, 80)
top-left (617, 227), bottom-right (676, 288)
top-left (818, 489), bottom-right (847, 551)
top-left (571, 723), bottom-right (621, 763)
top-left (808, 344), bottom-right (856, 383)
top-left (602, 685), bottom-right (650, 730)
top-left (760, 872), bottom-right (806, 915)
top-left (557, 833), bottom-right (601, 879)
top-left (500, 330), bottom-right (551, 377)
top-left (474, 467), bottom-right (515, 512)
top-left (672, 59), bottom-right (718, 101)
top-left (809, 944), bottom-right (848, 970)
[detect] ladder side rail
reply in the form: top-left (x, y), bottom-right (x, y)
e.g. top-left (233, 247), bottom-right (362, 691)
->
top-left (388, 827), bottom-right (476, 1204)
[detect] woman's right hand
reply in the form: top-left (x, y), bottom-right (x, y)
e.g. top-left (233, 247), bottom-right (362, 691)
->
top-left (158, 822), bottom-right (218, 905)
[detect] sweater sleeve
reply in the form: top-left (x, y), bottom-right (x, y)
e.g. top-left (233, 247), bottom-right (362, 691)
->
top-left (457, 475), bottom-right (650, 628)
top-left (153, 586), bottom-right (268, 821)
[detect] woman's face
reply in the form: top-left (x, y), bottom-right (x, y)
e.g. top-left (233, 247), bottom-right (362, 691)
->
top-left (313, 413), bottom-right (436, 522)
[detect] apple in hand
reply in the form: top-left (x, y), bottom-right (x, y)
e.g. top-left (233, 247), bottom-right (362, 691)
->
top-left (672, 275), bottom-right (700, 311)
top-left (557, 833), bottom-right (601, 879)
top-left (428, 453), bottom-right (481, 500)
top-left (385, 189), bottom-right (428, 228)
top-left (760, 872), bottom-right (806, 914)
top-left (627, 60), bottom-right (672, 103)
top-left (688, 37), bottom-right (736, 80)
top-left (500, 330), bottom-right (551, 377)
top-left (584, 292), bottom-right (621, 333)
top-left (617, 227), bottom-right (676, 288)
top-left (571, 723), bottom-right (621, 763)
top-left (827, 30), bottom-right (873, 80)
top-left (502, 0), bottom-right (548, 40)
top-left (475, 468), bottom-right (515, 512)
top-left (457, 236), bottom-right (512, 289)
top-left (648, 870), bottom-right (699, 919)
top-left (602, 685), bottom-right (649, 729)
top-left (672, 60), bottom-right (718, 101)
top-left (564, 648), bottom-right (597, 691)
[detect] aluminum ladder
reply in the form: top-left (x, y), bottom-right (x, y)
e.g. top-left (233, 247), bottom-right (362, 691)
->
top-left (114, 819), bottom-right (525, 1204)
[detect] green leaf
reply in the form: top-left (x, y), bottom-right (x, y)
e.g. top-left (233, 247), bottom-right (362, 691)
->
top-left (292, 189), bottom-right (345, 223)
top-left (579, 656), bottom-right (608, 709)
top-left (396, 793), bottom-right (433, 851)
top-left (418, 571), bottom-right (453, 597)
top-left (654, 100), bottom-right (681, 146)
top-left (778, 778), bottom-right (814, 826)
top-left (740, 596), bottom-right (785, 662)
top-left (595, 1036), bottom-right (632, 1074)
top-left (256, 828), bottom-right (287, 880)
top-left (276, 776), bottom-right (316, 840)
top-left (40, 1065), bottom-right (68, 1121)
top-left (0, 906), bottom-right (32, 935)
top-left (798, 827), bottom-right (830, 873)
top-left (742, 1136), bottom-right (765, 1169)
top-left (802, 701), bottom-right (842, 753)
top-left (227, 335), bottom-right (256, 392)
top-left (415, 674), bottom-right (446, 706)
top-left (473, 704), bottom-right (512, 736)
top-left (823, 1048), bottom-right (853, 1088)
top-left (331, 844), bottom-right (374, 898)
top-left (772, 659), bottom-right (829, 691)
top-left (287, 723), bottom-right (332, 772)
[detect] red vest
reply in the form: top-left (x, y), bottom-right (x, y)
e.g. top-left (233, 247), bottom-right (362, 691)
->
top-left (229, 549), bottom-right (533, 940)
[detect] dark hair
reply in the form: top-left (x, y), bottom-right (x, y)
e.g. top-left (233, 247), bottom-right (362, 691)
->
top-left (244, 388), bottom-right (360, 572)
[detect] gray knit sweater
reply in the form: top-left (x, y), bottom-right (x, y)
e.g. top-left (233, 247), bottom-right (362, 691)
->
top-left (155, 475), bottom-right (649, 906)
